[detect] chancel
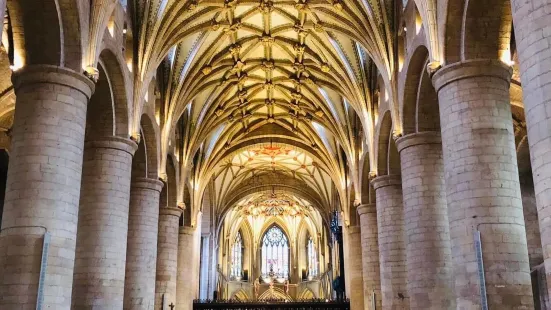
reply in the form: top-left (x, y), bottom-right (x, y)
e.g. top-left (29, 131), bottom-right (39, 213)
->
top-left (0, 0), bottom-right (549, 310)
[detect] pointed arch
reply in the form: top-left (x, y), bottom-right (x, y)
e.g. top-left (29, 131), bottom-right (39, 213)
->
top-left (298, 288), bottom-right (316, 300)
top-left (258, 287), bottom-right (293, 301)
top-left (230, 230), bottom-right (244, 279)
top-left (231, 288), bottom-right (251, 301)
top-left (260, 224), bottom-right (290, 279)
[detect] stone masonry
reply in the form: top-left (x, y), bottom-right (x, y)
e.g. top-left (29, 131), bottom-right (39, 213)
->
top-left (395, 132), bottom-right (454, 310)
top-left (72, 136), bottom-right (138, 309)
top-left (0, 65), bottom-right (94, 309)
top-left (124, 177), bottom-right (164, 309)
top-left (372, 175), bottom-right (409, 310)
top-left (176, 226), bottom-right (196, 310)
top-left (510, 0), bottom-right (551, 297)
top-left (358, 204), bottom-right (382, 310)
top-left (345, 225), bottom-right (365, 310)
top-left (155, 207), bottom-right (183, 309)
top-left (432, 60), bottom-right (533, 309)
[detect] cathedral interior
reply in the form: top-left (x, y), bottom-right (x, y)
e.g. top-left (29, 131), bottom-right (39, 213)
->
top-left (0, 0), bottom-right (550, 309)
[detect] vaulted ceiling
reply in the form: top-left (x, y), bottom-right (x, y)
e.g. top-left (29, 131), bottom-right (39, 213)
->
top-left (133, 0), bottom-right (395, 219)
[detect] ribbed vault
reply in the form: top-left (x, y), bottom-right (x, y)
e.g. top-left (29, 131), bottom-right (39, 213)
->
top-left (131, 0), bottom-right (397, 220)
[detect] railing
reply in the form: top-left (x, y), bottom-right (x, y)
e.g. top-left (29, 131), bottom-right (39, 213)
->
top-left (193, 299), bottom-right (350, 310)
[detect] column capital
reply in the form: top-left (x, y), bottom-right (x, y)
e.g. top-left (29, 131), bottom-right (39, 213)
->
top-left (432, 59), bottom-right (512, 92)
top-left (160, 207), bottom-right (183, 217)
top-left (12, 64), bottom-right (95, 99)
top-left (395, 131), bottom-right (441, 153)
top-left (179, 226), bottom-right (195, 235)
top-left (85, 136), bottom-right (138, 156)
top-left (357, 203), bottom-right (376, 216)
top-left (131, 177), bottom-right (164, 192)
top-left (371, 175), bottom-right (401, 190)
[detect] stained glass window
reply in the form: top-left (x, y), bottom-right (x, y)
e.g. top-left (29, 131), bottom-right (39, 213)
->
top-left (261, 226), bottom-right (289, 279)
top-left (307, 235), bottom-right (318, 278)
top-left (231, 232), bottom-right (243, 279)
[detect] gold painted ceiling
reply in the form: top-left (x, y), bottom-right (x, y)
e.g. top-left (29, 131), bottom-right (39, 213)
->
top-left (133, 0), bottom-right (396, 220)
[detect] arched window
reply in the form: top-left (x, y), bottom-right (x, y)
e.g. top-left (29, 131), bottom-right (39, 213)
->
top-left (307, 235), bottom-right (318, 278)
top-left (261, 225), bottom-right (289, 279)
top-left (231, 232), bottom-right (243, 279)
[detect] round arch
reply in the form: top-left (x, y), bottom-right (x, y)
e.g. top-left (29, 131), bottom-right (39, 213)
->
top-left (401, 45), bottom-right (440, 135)
top-left (374, 111), bottom-right (400, 176)
top-left (98, 48), bottom-right (131, 138)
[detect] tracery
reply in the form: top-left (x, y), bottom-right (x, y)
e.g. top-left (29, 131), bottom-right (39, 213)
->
top-left (261, 225), bottom-right (289, 280)
top-left (231, 231), bottom-right (243, 280)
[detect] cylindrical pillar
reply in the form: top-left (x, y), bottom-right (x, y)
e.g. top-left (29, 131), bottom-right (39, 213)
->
top-left (432, 60), bottom-right (533, 308)
top-left (155, 207), bottom-right (183, 309)
top-left (177, 226), bottom-right (196, 310)
top-left (510, 0), bottom-right (551, 295)
top-left (193, 219), bottom-right (202, 300)
top-left (344, 225), bottom-right (365, 310)
top-left (372, 175), bottom-right (409, 310)
top-left (72, 136), bottom-right (138, 309)
top-left (124, 177), bottom-right (164, 309)
top-left (0, 65), bottom-right (94, 309)
top-left (395, 132), bottom-right (454, 309)
top-left (358, 204), bottom-right (382, 310)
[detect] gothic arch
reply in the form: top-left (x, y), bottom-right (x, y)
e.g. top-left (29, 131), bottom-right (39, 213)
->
top-left (297, 218), bottom-right (317, 276)
top-left (230, 288), bottom-right (251, 301)
top-left (258, 287), bottom-right (292, 302)
top-left (298, 288), bottom-right (316, 300)
top-left (258, 222), bottom-right (291, 248)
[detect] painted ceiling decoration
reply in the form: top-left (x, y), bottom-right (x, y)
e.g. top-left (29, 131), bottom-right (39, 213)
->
top-left (237, 192), bottom-right (313, 217)
top-left (133, 0), bottom-right (397, 221)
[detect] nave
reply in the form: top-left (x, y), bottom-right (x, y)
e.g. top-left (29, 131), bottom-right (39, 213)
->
top-left (0, 0), bottom-right (550, 310)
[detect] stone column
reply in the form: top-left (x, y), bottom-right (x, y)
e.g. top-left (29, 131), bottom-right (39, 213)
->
top-left (155, 207), bottom-right (183, 309)
top-left (72, 136), bottom-right (138, 309)
top-left (193, 218), bottom-right (203, 300)
top-left (124, 177), bottom-right (164, 309)
top-left (432, 60), bottom-right (533, 308)
top-left (345, 225), bottom-right (365, 310)
top-left (0, 65), bottom-right (94, 309)
top-left (372, 175), bottom-right (409, 310)
top-left (199, 235), bottom-right (210, 299)
top-left (176, 226), bottom-right (196, 310)
top-left (395, 132), bottom-right (454, 309)
top-left (358, 204), bottom-right (382, 310)
top-left (510, 0), bottom-right (551, 295)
